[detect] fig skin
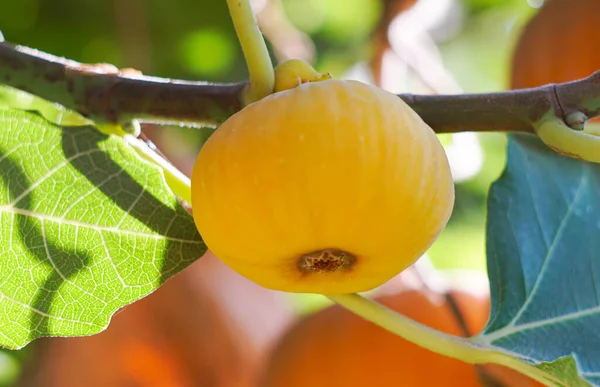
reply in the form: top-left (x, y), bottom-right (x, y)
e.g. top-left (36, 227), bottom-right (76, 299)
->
top-left (191, 79), bottom-right (454, 294)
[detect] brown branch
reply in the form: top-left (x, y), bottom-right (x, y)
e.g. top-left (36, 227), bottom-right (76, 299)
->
top-left (2, 41), bottom-right (600, 133)
top-left (0, 41), bottom-right (245, 128)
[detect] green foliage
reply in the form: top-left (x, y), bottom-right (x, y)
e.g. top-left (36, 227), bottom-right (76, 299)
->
top-left (480, 134), bottom-right (600, 386)
top-left (440, 1), bottom-right (538, 92)
top-left (282, 0), bottom-right (381, 42)
top-left (0, 107), bottom-right (205, 349)
top-left (1, 1), bottom-right (596, 384)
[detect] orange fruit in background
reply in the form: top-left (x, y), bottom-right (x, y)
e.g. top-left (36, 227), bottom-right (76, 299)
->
top-left (511, 0), bottom-right (600, 90)
top-left (259, 288), bottom-right (544, 387)
top-left (191, 78), bottom-right (454, 294)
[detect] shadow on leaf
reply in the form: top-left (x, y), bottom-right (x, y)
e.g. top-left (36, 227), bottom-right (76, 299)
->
top-left (60, 128), bottom-right (204, 285)
top-left (0, 147), bottom-right (92, 340)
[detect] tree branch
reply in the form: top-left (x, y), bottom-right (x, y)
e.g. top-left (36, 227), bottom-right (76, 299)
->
top-left (2, 40), bottom-right (600, 133)
top-left (0, 41), bottom-right (245, 128)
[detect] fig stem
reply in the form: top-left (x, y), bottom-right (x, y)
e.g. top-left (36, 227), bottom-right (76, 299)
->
top-left (124, 134), bottom-right (192, 204)
top-left (327, 293), bottom-right (557, 387)
top-left (226, 0), bottom-right (274, 105)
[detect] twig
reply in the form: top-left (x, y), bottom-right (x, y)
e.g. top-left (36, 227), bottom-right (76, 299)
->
top-left (2, 41), bottom-right (600, 133)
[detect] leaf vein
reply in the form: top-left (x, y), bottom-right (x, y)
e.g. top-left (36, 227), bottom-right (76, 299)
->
top-left (8, 148), bottom-right (103, 207)
top-left (482, 299), bottom-right (600, 343)
top-left (505, 172), bottom-right (587, 328)
top-left (0, 207), bottom-right (202, 243)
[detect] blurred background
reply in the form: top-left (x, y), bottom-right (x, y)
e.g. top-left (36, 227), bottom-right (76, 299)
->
top-left (0, 0), bottom-right (580, 385)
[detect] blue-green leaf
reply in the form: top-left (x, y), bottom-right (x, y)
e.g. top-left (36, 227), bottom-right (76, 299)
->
top-left (477, 134), bottom-right (600, 386)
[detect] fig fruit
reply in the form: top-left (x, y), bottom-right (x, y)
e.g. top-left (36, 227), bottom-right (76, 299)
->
top-left (191, 78), bottom-right (454, 294)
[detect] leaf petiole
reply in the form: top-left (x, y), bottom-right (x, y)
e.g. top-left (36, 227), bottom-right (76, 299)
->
top-left (327, 293), bottom-right (557, 387)
top-left (125, 134), bottom-right (192, 204)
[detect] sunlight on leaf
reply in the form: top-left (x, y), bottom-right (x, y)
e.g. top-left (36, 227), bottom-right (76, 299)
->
top-left (0, 108), bottom-right (205, 349)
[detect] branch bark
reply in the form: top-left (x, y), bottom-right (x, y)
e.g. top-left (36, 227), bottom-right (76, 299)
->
top-left (2, 41), bottom-right (600, 133)
top-left (0, 41), bottom-right (245, 128)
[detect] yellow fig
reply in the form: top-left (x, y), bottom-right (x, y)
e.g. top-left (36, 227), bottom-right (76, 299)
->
top-left (191, 79), bottom-right (454, 294)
